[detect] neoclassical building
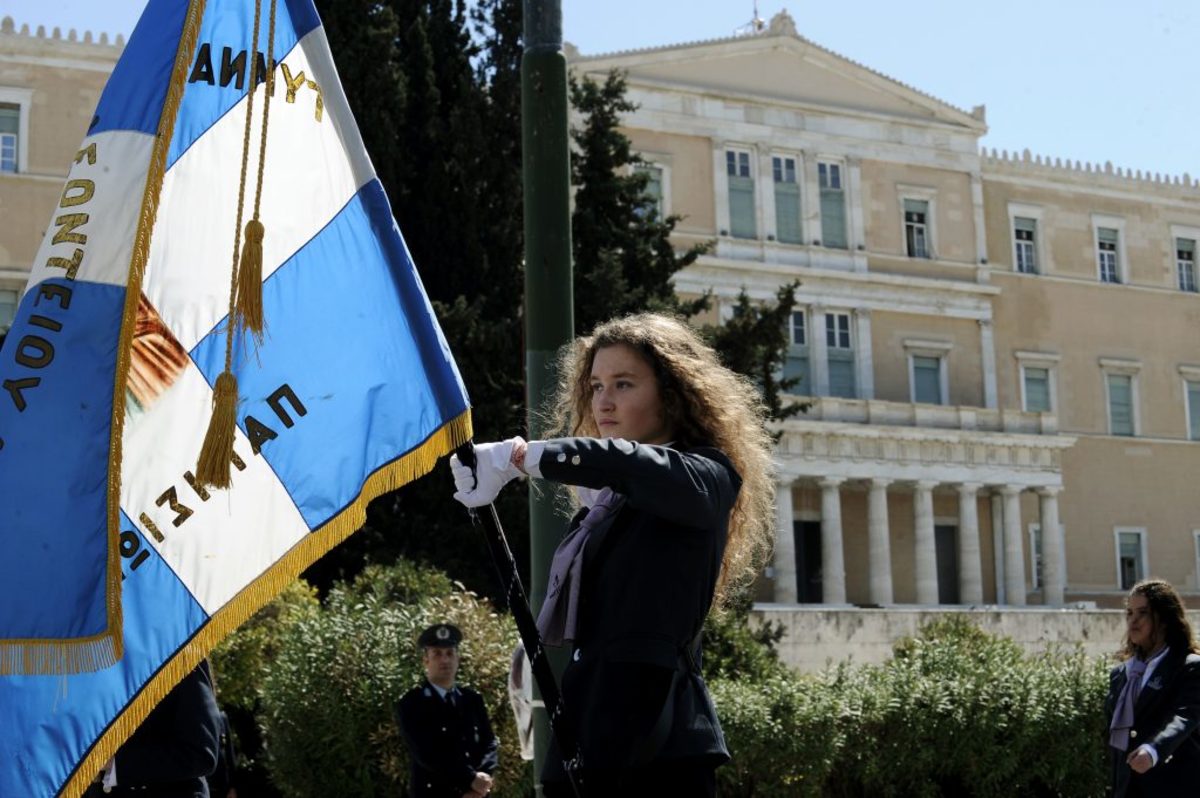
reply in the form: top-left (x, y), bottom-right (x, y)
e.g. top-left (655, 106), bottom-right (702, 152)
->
top-left (5, 12), bottom-right (1200, 610)
top-left (568, 12), bottom-right (1200, 609)
top-left (0, 17), bottom-right (121, 339)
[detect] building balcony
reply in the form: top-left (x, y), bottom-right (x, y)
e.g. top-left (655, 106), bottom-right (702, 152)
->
top-left (785, 394), bottom-right (1058, 435)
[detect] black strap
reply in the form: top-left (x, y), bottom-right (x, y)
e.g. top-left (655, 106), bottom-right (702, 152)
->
top-left (628, 627), bottom-right (706, 767)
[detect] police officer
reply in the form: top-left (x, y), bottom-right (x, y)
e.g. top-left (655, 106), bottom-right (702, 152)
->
top-left (394, 624), bottom-right (498, 797)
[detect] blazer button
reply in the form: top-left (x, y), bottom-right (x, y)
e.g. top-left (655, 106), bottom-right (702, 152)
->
top-left (571, 455), bottom-right (581, 465)
top-left (557, 453), bottom-right (567, 462)
top-left (573, 649), bottom-right (581, 662)
top-left (1130, 730), bottom-right (1138, 738)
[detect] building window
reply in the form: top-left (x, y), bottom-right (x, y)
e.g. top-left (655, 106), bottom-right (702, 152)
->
top-left (772, 155), bottom-right (802, 245)
top-left (1097, 227), bottom-right (1121, 284)
top-left (1187, 379), bottom-right (1200, 441)
top-left (1023, 367), bottom-right (1051, 412)
top-left (825, 312), bottom-right (855, 397)
top-left (633, 164), bottom-right (663, 219)
top-left (1178, 238), bottom-right (1197, 293)
top-left (1107, 373), bottom-right (1135, 436)
top-left (911, 356), bottom-right (944, 404)
top-left (904, 199), bottom-right (930, 258)
top-left (818, 161), bottom-right (847, 249)
top-left (783, 309), bottom-right (809, 393)
top-left (1194, 530), bottom-right (1200, 590)
top-left (0, 103), bottom-right (18, 174)
top-left (1014, 217), bottom-right (1038, 274)
top-left (0, 289), bottom-right (16, 332)
top-left (726, 149), bottom-right (755, 239)
top-left (1115, 528), bottom-right (1146, 590)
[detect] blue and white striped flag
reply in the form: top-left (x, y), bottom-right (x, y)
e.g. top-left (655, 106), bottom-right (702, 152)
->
top-left (0, 0), bottom-right (472, 794)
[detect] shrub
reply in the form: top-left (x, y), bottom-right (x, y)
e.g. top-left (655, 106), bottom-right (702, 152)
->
top-left (712, 615), bottom-right (1111, 798)
top-left (257, 560), bottom-right (530, 798)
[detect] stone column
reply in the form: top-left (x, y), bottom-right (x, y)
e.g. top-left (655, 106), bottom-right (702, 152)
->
top-left (867, 478), bottom-right (893, 604)
top-left (712, 140), bottom-right (730, 237)
top-left (956, 483), bottom-right (984, 604)
top-left (979, 319), bottom-right (998, 409)
top-left (773, 480), bottom-right (797, 603)
top-left (1038, 487), bottom-right (1065, 606)
top-left (1002, 485), bottom-right (1026, 606)
top-left (757, 146), bottom-right (776, 243)
top-left (854, 310), bottom-right (875, 400)
top-left (990, 490), bottom-right (1006, 604)
top-left (818, 477), bottom-right (847, 604)
top-left (811, 304), bottom-right (830, 396)
top-left (913, 481), bottom-right (939, 604)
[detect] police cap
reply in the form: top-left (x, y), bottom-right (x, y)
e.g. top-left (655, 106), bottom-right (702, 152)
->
top-left (417, 623), bottom-right (462, 649)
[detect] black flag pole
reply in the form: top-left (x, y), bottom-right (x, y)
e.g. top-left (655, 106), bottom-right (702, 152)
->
top-left (454, 443), bottom-right (583, 798)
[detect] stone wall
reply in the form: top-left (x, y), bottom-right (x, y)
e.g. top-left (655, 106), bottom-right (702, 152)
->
top-left (751, 604), bottom-right (1200, 672)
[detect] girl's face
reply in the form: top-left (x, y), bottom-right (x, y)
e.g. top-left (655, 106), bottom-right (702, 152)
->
top-left (1126, 593), bottom-right (1159, 652)
top-left (589, 344), bottom-right (674, 444)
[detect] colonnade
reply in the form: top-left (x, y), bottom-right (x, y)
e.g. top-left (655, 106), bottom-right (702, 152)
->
top-left (772, 479), bottom-right (1064, 606)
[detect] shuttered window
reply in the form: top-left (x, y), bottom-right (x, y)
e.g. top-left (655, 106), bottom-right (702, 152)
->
top-left (726, 150), bottom-right (755, 239)
top-left (1107, 373), bottom-right (1134, 436)
top-left (773, 156), bottom-right (802, 244)
top-left (1024, 367), bottom-right (1051, 412)
top-left (818, 162), bottom-right (847, 249)
top-left (912, 356), bottom-right (943, 404)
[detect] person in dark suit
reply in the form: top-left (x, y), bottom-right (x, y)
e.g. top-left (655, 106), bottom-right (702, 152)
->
top-left (1105, 578), bottom-right (1200, 797)
top-left (86, 660), bottom-right (222, 798)
top-left (451, 313), bottom-right (775, 796)
top-left (394, 623), bottom-right (499, 797)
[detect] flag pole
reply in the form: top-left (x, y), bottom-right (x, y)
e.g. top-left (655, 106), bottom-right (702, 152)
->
top-left (456, 444), bottom-right (583, 797)
top-left (521, 0), bottom-right (575, 794)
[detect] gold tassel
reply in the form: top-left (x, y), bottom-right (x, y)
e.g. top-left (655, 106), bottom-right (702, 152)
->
top-left (236, 219), bottom-right (265, 340)
top-left (195, 370), bottom-right (239, 489)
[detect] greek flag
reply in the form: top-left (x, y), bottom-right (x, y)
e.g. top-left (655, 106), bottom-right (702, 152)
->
top-left (0, 0), bottom-right (471, 794)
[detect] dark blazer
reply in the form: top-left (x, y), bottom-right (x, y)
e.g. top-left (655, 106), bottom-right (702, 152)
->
top-left (1105, 649), bottom-right (1200, 797)
top-left (99, 662), bottom-right (222, 798)
top-left (394, 681), bottom-right (498, 797)
top-left (535, 438), bottom-right (739, 784)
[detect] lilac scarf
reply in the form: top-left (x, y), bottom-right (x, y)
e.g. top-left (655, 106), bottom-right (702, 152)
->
top-left (1109, 656), bottom-right (1149, 751)
top-left (535, 487), bottom-right (623, 646)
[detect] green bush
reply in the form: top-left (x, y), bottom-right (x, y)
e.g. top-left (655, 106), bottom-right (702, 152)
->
top-left (256, 560), bottom-right (530, 798)
top-left (712, 615), bottom-right (1111, 798)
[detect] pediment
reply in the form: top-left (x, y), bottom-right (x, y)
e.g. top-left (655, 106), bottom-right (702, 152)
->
top-left (571, 33), bottom-right (984, 132)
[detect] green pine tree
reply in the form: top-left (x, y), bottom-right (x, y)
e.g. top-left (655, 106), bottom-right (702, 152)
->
top-left (569, 71), bottom-right (710, 335)
top-left (705, 282), bottom-right (807, 424)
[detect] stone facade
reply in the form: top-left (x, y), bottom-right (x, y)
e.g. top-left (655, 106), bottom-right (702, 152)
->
top-left (569, 11), bottom-right (1200, 610)
top-left (0, 16), bottom-right (121, 336)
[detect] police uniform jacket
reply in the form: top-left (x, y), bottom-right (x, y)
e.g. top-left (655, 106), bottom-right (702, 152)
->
top-left (394, 680), bottom-right (498, 797)
top-left (1105, 649), bottom-right (1200, 797)
top-left (532, 438), bottom-right (738, 778)
top-left (98, 662), bottom-right (222, 798)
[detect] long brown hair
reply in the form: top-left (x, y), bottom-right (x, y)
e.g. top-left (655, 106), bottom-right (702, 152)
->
top-left (547, 313), bottom-right (775, 608)
top-left (1119, 578), bottom-right (1200, 660)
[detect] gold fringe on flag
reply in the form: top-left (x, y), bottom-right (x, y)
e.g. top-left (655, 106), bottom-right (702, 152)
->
top-left (62, 410), bottom-right (473, 798)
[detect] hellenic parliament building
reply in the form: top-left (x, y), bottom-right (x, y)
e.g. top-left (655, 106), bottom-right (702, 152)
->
top-left (4, 11), bottom-right (1200, 662)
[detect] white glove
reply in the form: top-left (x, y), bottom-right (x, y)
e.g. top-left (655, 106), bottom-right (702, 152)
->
top-left (450, 437), bottom-right (526, 508)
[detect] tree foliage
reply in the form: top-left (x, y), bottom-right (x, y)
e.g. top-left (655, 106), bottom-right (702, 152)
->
top-left (569, 70), bottom-right (710, 334)
top-left (706, 282), bottom-right (806, 423)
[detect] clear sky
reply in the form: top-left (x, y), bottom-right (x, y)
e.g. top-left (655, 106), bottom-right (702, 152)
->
top-left (5, 0), bottom-right (1196, 178)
